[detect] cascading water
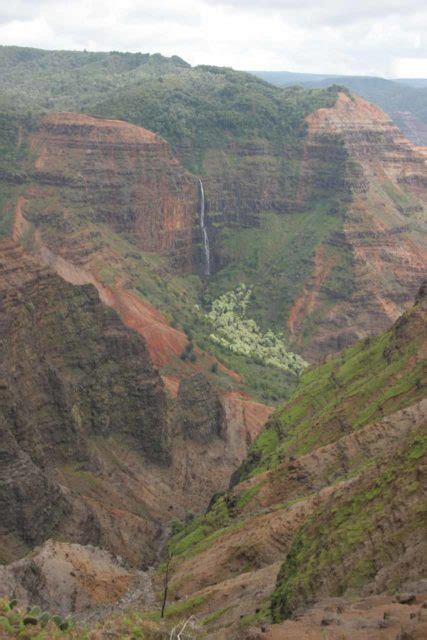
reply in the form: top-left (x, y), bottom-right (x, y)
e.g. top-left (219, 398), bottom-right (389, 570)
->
top-left (199, 178), bottom-right (210, 276)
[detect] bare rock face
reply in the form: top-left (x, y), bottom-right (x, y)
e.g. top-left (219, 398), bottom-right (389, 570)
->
top-left (177, 373), bottom-right (226, 442)
top-left (0, 239), bottom-right (169, 463)
top-left (27, 112), bottom-right (198, 269)
top-left (287, 92), bottom-right (427, 358)
top-left (0, 540), bottom-right (141, 615)
top-left (0, 414), bottom-right (68, 564)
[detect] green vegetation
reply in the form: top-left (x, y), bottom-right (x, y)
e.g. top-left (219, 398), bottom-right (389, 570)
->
top-left (0, 597), bottom-right (207, 639)
top-left (234, 294), bottom-right (426, 480)
top-left (207, 284), bottom-right (307, 373)
top-left (254, 71), bottom-right (427, 137)
top-left (271, 430), bottom-right (427, 621)
top-left (205, 204), bottom-right (350, 339)
top-left (0, 599), bottom-right (72, 638)
top-left (201, 606), bottom-right (233, 626)
top-left (0, 45), bottom-right (338, 172)
top-left (161, 594), bottom-right (207, 619)
top-left (167, 495), bottom-right (246, 560)
top-left (238, 601), bottom-right (271, 628)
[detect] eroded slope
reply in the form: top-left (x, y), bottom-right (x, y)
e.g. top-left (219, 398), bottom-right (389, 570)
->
top-left (154, 289), bottom-right (426, 638)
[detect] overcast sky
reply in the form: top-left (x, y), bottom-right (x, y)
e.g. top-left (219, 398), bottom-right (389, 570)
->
top-left (0, 0), bottom-right (426, 78)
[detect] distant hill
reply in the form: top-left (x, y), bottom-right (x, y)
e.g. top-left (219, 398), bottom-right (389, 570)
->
top-left (250, 70), bottom-right (427, 145)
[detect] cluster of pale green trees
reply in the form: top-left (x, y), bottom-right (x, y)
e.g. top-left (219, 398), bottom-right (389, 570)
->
top-left (207, 284), bottom-right (307, 374)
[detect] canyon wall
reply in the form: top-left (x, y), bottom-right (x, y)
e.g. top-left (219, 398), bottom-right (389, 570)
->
top-left (0, 238), bottom-right (269, 567)
top-left (200, 92), bottom-right (426, 359)
top-left (0, 240), bottom-right (168, 564)
top-left (287, 92), bottom-right (426, 357)
top-left (26, 112), bottom-right (199, 269)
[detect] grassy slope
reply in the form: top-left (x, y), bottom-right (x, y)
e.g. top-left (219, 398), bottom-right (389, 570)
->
top-left (234, 292), bottom-right (426, 481)
top-left (271, 428), bottom-right (427, 621)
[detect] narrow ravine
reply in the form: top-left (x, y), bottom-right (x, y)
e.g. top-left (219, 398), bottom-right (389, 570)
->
top-left (199, 178), bottom-right (210, 276)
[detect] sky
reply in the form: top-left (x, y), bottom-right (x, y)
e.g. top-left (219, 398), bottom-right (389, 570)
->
top-left (0, 0), bottom-right (426, 78)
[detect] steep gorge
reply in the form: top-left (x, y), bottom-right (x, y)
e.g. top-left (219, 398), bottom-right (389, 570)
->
top-left (153, 287), bottom-right (426, 639)
top-left (0, 54), bottom-right (426, 637)
top-left (0, 240), bottom-right (269, 570)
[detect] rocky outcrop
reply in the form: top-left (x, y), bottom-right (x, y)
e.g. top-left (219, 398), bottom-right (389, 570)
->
top-left (0, 540), bottom-right (144, 615)
top-left (177, 373), bottom-right (226, 442)
top-left (0, 414), bottom-right (68, 564)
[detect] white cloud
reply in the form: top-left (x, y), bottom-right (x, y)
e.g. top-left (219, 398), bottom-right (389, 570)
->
top-left (0, 0), bottom-right (425, 77)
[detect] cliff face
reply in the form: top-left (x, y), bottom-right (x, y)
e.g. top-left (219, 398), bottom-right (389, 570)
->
top-left (287, 92), bottom-right (426, 357)
top-left (0, 239), bottom-right (171, 564)
top-left (0, 239), bottom-right (169, 463)
top-left (204, 92), bottom-right (426, 360)
top-left (177, 373), bottom-right (226, 442)
top-left (27, 112), bottom-right (198, 268)
top-left (0, 239), bottom-right (270, 567)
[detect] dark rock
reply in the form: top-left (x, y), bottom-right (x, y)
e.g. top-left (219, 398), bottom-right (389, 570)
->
top-left (177, 373), bottom-right (226, 442)
top-left (0, 241), bottom-right (169, 563)
top-left (397, 594), bottom-right (417, 605)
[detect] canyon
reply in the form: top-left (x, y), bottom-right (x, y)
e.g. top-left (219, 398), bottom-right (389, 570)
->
top-left (0, 46), bottom-right (425, 639)
top-left (0, 239), bottom-right (269, 570)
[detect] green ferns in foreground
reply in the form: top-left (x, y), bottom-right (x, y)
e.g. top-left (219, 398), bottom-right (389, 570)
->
top-left (0, 600), bottom-right (72, 638)
top-left (207, 284), bottom-right (307, 374)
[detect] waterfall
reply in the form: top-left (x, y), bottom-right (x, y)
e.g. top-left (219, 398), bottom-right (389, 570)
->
top-left (199, 178), bottom-right (210, 276)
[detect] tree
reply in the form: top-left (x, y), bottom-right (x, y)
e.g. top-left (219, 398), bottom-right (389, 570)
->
top-left (161, 549), bottom-right (172, 618)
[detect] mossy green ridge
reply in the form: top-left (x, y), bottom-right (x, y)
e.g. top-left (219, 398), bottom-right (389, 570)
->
top-left (233, 287), bottom-right (426, 481)
top-left (168, 495), bottom-right (242, 560)
top-left (271, 429), bottom-right (427, 621)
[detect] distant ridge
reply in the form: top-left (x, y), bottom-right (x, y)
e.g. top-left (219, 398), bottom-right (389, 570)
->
top-left (248, 69), bottom-right (427, 145)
